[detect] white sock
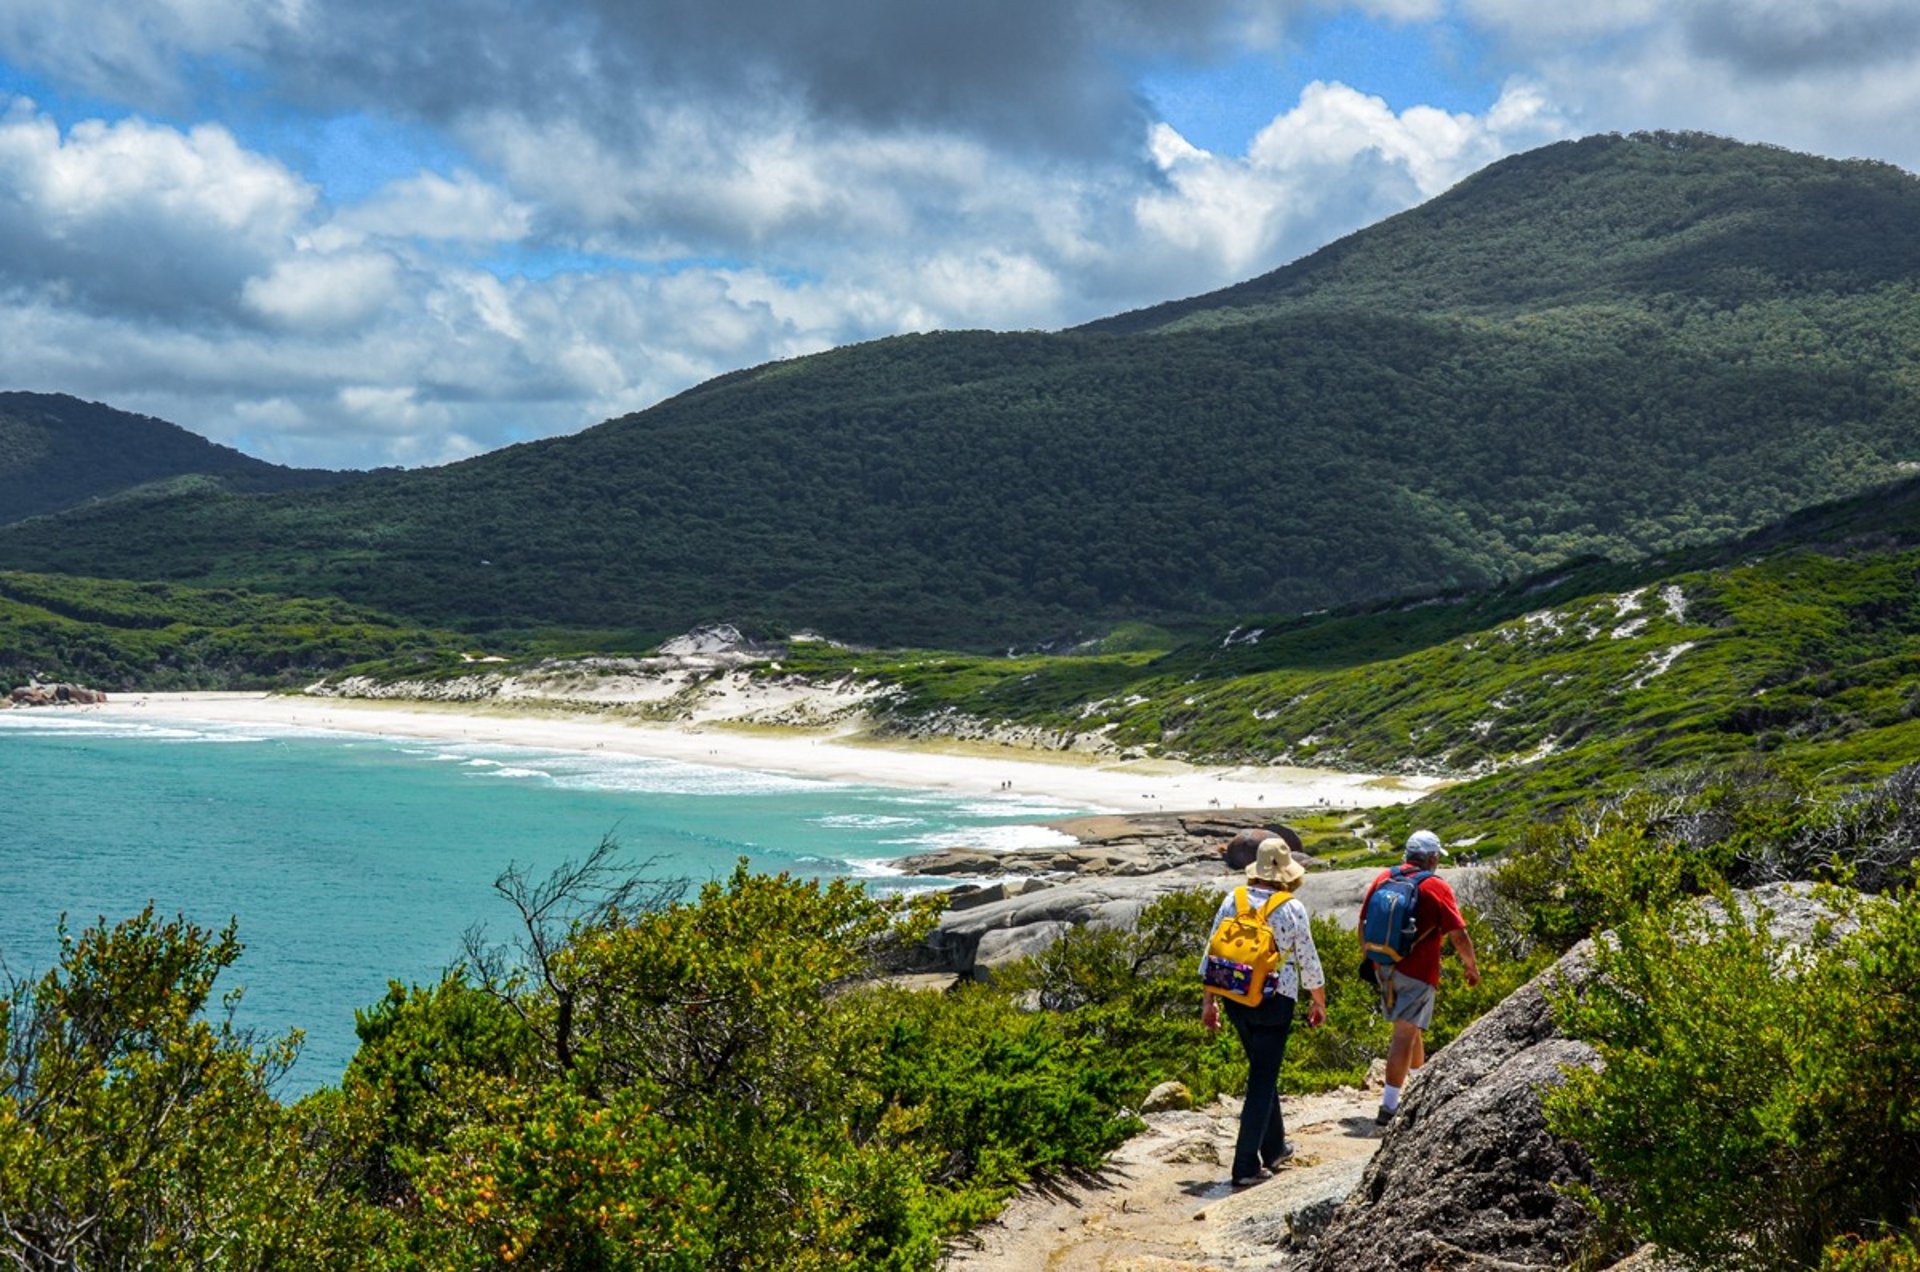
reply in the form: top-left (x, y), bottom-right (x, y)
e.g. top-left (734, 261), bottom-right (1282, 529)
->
top-left (1381, 1084), bottom-right (1401, 1112)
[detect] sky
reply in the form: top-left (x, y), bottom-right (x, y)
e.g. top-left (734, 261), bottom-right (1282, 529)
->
top-left (3, 1), bottom-right (1920, 470)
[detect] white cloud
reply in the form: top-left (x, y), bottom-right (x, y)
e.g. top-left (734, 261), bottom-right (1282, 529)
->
top-left (1130, 81), bottom-right (1564, 281)
top-left (901, 251), bottom-right (1066, 329)
top-left (338, 170), bottom-right (532, 243)
top-left (336, 384), bottom-right (454, 445)
top-left (1337, 0), bottom-right (1446, 20)
top-left (1462, 0), bottom-right (1661, 42)
top-left (0, 101), bottom-right (315, 318)
top-left (240, 252), bottom-right (399, 331)
top-left (0, 0), bottom-right (289, 108)
top-left (1464, 2), bottom-right (1920, 167)
top-left (473, 105), bottom-right (947, 250)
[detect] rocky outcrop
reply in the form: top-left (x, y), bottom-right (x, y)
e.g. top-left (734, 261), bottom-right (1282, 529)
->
top-left (1299, 883), bottom-right (1835, 1272)
top-left (1303, 947), bottom-right (1604, 1271)
top-left (899, 810), bottom-right (1309, 880)
top-left (312, 641), bottom-right (895, 727)
top-left (655, 623), bottom-right (777, 661)
top-left (8, 682), bottom-right (107, 706)
top-left (922, 864), bottom-right (1227, 975)
top-left (906, 811), bottom-right (1318, 973)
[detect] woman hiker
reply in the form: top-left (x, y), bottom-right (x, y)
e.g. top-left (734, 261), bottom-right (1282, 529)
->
top-left (1200, 833), bottom-right (1327, 1187)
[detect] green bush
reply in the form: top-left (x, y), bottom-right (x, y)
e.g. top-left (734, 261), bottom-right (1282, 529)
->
top-left (1492, 785), bottom-right (1745, 950)
top-left (328, 973), bottom-right (534, 1205)
top-left (1545, 887), bottom-right (1920, 1270)
top-left (396, 1077), bottom-right (723, 1270)
top-left (1823, 1231), bottom-right (1920, 1271)
top-left (863, 985), bottom-right (1141, 1231)
top-left (0, 908), bottom-right (380, 1268)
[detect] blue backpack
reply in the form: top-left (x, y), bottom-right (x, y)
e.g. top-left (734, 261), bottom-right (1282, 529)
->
top-left (1361, 865), bottom-right (1435, 973)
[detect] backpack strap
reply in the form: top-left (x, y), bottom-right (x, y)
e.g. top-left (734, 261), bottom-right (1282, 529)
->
top-left (1402, 869), bottom-right (1440, 949)
top-left (1255, 890), bottom-right (1295, 985)
top-left (1254, 889), bottom-right (1290, 922)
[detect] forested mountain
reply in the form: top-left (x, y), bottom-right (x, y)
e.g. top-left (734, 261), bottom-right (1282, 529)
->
top-left (0, 392), bottom-right (349, 526)
top-left (3, 131), bottom-right (1918, 647)
top-left (1085, 130), bottom-right (1920, 333)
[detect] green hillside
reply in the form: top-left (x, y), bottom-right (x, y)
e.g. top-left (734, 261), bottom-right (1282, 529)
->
top-left (3, 132), bottom-right (1918, 647)
top-left (0, 392), bottom-right (349, 526)
top-left (0, 572), bottom-right (451, 690)
top-left (760, 472), bottom-right (1920, 846)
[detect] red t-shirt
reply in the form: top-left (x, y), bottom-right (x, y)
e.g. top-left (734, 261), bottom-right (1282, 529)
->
top-left (1361, 866), bottom-right (1466, 986)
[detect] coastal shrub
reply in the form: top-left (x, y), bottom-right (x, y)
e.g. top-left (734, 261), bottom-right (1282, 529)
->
top-left (328, 973), bottom-right (535, 1204)
top-left (0, 907), bottom-right (377, 1268)
top-left (393, 1077), bottom-right (722, 1270)
top-left (864, 984), bottom-right (1141, 1231)
top-left (317, 854), bottom-right (1184, 1267)
top-left (1823, 1231), bottom-right (1920, 1271)
top-left (1545, 887), bottom-right (1920, 1270)
top-left (453, 862), bottom-right (949, 1268)
top-left (1492, 784), bottom-right (1746, 950)
top-left (1746, 761), bottom-right (1920, 894)
top-left (1495, 761), bottom-right (1920, 955)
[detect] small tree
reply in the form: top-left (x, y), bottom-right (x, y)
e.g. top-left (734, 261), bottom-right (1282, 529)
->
top-left (0, 907), bottom-right (372, 1269)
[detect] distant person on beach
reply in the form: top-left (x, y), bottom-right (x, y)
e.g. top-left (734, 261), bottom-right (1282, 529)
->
top-left (1359, 829), bottom-right (1479, 1127)
top-left (1200, 836), bottom-right (1326, 1187)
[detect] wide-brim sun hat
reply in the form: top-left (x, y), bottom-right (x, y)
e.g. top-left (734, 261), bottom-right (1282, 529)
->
top-left (1248, 837), bottom-right (1307, 887)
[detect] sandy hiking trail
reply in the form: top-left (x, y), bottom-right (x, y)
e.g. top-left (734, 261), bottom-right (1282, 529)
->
top-left (945, 1084), bottom-right (1382, 1271)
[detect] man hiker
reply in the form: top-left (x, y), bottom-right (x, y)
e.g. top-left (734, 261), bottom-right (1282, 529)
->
top-left (1360, 829), bottom-right (1479, 1126)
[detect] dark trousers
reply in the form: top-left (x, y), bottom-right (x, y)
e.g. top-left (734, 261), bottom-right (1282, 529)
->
top-left (1224, 993), bottom-right (1296, 1180)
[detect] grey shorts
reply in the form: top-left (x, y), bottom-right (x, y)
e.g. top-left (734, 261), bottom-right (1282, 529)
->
top-left (1381, 969), bottom-right (1436, 1029)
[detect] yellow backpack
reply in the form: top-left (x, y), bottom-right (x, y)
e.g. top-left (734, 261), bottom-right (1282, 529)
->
top-left (1201, 886), bottom-right (1293, 1006)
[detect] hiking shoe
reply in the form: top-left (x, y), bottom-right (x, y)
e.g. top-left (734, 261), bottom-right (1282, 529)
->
top-left (1263, 1142), bottom-right (1297, 1170)
top-left (1229, 1169), bottom-right (1270, 1189)
top-left (1375, 1104), bottom-right (1396, 1127)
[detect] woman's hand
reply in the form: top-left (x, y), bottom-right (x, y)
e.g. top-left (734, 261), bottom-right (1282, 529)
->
top-left (1201, 995), bottom-right (1221, 1034)
top-left (1306, 994), bottom-right (1326, 1029)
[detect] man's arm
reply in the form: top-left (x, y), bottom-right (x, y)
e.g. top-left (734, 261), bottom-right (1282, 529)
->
top-left (1446, 926), bottom-right (1481, 987)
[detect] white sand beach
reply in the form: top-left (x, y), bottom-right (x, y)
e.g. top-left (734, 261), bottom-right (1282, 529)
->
top-left (78, 692), bottom-right (1447, 814)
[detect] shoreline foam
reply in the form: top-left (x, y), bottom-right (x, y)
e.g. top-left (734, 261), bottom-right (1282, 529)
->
top-left (66, 691), bottom-right (1448, 815)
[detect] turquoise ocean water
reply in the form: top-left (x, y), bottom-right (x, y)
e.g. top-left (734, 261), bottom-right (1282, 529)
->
top-left (0, 711), bottom-right (1088, 1094)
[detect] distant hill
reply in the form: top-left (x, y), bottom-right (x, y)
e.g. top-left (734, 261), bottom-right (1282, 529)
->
top-left (0, 571), bottom-right (450, 691)
top-left (759, 469), bottom-right (1920, 845)
top-left (0, 392), bottom-right (348, 526)
top-left (3, 131), bottom-right (1919, 647)
top-left (1083, 131), bottom-right (1920, 334)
